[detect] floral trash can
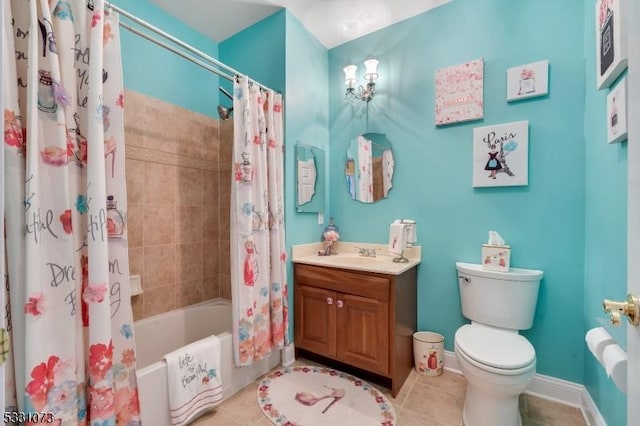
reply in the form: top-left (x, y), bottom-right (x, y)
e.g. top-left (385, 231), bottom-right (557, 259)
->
top-left (413, 331), bottom-right (444, 376)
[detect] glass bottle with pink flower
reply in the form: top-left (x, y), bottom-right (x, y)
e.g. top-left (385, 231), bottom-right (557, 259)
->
top-left (321, 217), bottom-right (340, 255)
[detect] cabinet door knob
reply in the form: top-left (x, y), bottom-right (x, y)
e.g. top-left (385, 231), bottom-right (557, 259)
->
top-left (327, 297), bottom-right (333, 305)
top-left (337, 300), bottom-right (344, 308)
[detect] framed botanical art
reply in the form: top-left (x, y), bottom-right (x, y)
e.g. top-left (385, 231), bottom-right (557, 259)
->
top-left (596, 0), bottom-right (628, 90)
top-left (435, 59), bottom-right (484, 126)
top-left (473, 121), bottom-right (529, 188)
top-left (506, 60), bottom-right (549, 101)
top-left (607, 77), bottom-right (628, 144)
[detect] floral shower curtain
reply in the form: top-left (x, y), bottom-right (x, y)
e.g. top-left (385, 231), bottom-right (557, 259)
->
top-left (230, 76), bottom-right (289, 366)
top-left (3, 1), bottom-right (140, 424)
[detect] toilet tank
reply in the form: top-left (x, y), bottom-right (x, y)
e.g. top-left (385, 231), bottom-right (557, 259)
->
top-left (456, 262), bottom-right (543, 330)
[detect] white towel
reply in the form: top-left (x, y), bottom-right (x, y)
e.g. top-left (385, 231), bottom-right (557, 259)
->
top-left (388, 222), bottom-right (407, 255)
top-left (164, 335), bottom-right (222, 426)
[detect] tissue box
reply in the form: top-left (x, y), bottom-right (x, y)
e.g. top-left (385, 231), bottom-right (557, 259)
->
top-left (482, 244), bottom-right (511, 272)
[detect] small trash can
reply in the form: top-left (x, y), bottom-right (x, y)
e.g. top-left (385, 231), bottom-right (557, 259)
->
top-left (413, 331), bottom-right (444, 376)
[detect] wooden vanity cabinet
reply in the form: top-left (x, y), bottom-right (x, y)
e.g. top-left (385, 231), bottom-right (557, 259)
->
top-left (294, 263), bottom-right (417, 397)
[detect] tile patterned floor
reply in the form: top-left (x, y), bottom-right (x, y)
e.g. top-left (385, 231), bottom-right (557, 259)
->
top-left (191, 360), bottom-right (587, 426)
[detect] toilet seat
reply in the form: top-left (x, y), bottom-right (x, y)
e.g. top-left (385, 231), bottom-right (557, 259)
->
top-left (455, 324), bottom-right (535, 375)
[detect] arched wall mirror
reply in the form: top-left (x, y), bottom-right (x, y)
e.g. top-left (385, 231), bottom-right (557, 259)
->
top-left (345, 133), bottom-right (394, 203)
top-left (296, 142), bottom-right (326, 212)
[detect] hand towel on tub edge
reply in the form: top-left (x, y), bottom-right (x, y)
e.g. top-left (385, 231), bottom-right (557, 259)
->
top-left (164, 334), bottom-right (222, 426)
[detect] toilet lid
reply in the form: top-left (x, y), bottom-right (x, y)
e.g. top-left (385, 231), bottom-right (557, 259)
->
top-left (455, 325), bottom-right (535, 370)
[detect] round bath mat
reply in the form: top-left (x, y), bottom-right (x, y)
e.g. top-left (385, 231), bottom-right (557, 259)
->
top-left (257, 365), bottom-right (396, 426)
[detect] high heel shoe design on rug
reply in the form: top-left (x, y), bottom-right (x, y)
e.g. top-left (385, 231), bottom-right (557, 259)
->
top-left (294, 386), bottom-right (346, 414)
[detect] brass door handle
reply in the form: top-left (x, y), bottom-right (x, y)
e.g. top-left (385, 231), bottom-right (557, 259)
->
top-left (603, 294), bottom-right (640, 326)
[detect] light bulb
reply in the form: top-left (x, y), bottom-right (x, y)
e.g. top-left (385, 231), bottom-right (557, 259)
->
top-left (343, 65), bottom-right (357, 87)
top-left (363, 59), bottom-right (379, 81)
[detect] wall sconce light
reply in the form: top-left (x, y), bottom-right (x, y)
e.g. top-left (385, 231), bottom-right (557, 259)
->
top-left (344, 58), bottom-right (379, 103)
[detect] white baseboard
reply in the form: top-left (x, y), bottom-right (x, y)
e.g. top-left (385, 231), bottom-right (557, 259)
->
top-left (443, 350), bottom-right (606, 426)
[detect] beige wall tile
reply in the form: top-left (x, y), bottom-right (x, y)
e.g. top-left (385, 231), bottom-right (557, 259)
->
top-left (177, 167), bottom-right (202, 206)
top-left (201, 118), bottom-right (220, 162)
top-left (176, 109), bottom-right (203, 158)
top-left (145, 162), bottom-right (176, 205)
top-left (126, 159), bottom-right (144, 204)
top-left (219, 206), bottom-right (230, 241)
top-left (176, 206), bottom-right (202, 243)
top-left (127, 204), bottom-right (143, 248)
top-left (128, 247), bottom-right (144, 277)
top-left (219, 240), bottom-right (230, 275)
top-left (131, 294), bottom-right (144, 321)
top-left (176, 279), bottom-right (203, 308)
top-left (143, 285), bottom-right (176, 317)
top-left (202, 277), bottom-right (220, 300)
top-left (219, 171), bottom-right (231, 207)
top-left (143, 101), bottom-right (178, 153)
top-left (124, 90), bottom-right (146, 148)
top-left (124, 127), bottom-right (145, 148)
top-left (202, 206), bottom-right (219, 243)
top-left (219, 274), bottom-right (231, 299)
top-left (203, 242), bottom-right (220, 278)
top-left (143, 205), bottom-right (175, 246)
top-left (219, 119), bottom-right (234, 167)
top-left (202, 170), bottom-right (219, 206)
top-left (176, 243), bottom-right (203, 282)
top-left (125, 93), bottom-right (226, 319)
top-left (144, 245), bottom-right (176, 288)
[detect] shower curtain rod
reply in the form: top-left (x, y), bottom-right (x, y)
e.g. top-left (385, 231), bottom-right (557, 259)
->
top-left (106, 2), bottom-right (274, 92)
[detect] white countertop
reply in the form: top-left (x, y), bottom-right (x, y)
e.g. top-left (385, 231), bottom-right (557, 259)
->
top-left (291, 241), bottom-right (421, 275)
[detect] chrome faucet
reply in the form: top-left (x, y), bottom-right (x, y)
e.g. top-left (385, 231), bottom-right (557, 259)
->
top-left (356, 247), bottom-right (377, 258)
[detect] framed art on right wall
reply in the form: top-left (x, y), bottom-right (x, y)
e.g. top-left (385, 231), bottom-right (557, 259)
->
top-left (596, 0), bottom-right (628, 90)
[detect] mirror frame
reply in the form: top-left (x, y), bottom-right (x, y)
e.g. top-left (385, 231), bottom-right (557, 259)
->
top-left (295, 142), bottom-right (325, 213)
top-left (345, 133), bottom-right (394, 203)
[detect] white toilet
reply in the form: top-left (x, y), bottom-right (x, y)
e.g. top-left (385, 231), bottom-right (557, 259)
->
top-left (454, 262), bottom-right (544, 426)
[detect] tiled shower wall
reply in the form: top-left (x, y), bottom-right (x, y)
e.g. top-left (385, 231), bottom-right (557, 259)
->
top-left (123, 90), bottom-right (233, 320)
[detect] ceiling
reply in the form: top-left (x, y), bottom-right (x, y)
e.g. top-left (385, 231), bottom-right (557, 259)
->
top-left (146, 0), bottom-right (453, 49)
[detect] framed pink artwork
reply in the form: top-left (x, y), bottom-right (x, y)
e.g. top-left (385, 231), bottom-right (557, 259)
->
top-left (435, 58), bottom-right (484, 126)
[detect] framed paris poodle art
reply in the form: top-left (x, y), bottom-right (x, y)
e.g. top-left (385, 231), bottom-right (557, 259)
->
top-left (472, 121), bottom-right (529, 188)
top-left (506, 60), bottom-right (549, 102)
top-left (595, 0), bottom-right (628, 90)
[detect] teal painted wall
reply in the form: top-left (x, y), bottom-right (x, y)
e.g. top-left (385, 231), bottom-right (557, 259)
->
top-left (284, 12), bottom-right (330, 242)
top-left (219, 10), bottom-right (286, 97)
top-left (284, 12), bottom-right (330, 339)
top-left (582, 0), bottom-right (628, 424)
top-left (111, 0), bottom-right (219, 117)
top-left (328, 0), bottom-right (586, 382)
top-left (114, 0), bottom-right (629, 419)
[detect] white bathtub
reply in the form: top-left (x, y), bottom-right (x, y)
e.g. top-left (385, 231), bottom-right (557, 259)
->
top-left (134, 299), bottom-right (281, 426)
